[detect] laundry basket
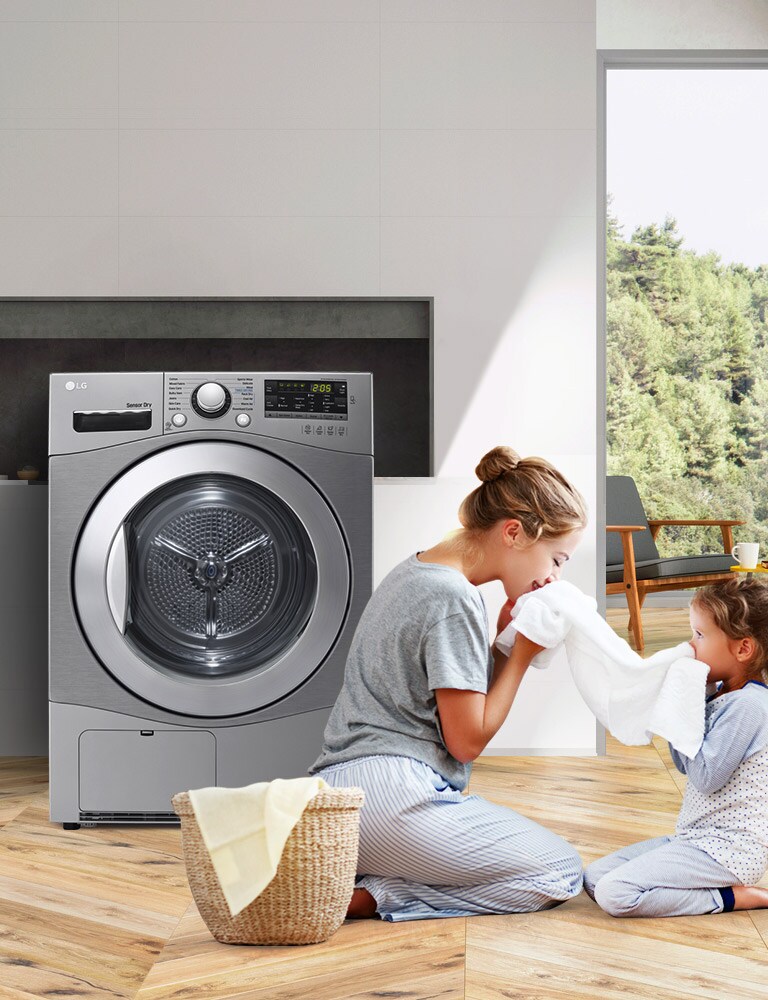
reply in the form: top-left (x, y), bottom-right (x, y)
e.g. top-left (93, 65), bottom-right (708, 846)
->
top-left (172, 786), bottom-right (365, 945)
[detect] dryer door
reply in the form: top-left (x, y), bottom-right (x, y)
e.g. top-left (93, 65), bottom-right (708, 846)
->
top-left (73, 442), bottom-right (349, 717)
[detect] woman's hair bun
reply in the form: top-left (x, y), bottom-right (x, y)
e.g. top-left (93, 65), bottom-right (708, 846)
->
top-left (476, 446), bottom-right (521, 484)
top-left (458, 445), bottom-right (587, 541)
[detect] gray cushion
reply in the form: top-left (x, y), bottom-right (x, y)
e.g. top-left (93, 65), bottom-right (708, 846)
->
top-left (606, 553), bottom-right (734, 585)
top-left (606, 476), bottom-right (660, 565)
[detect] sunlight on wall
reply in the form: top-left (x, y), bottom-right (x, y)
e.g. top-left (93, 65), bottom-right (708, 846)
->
top-left (438, 214), bottom-right (596, 478)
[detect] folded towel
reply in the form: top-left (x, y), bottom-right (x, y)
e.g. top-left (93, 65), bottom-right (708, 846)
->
top-left (495, 580), bottom-right (710, 756)
top-left (188, 776), bottom-right (327, 916)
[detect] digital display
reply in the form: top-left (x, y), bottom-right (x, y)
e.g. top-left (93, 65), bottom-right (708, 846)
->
top-left (264, 379), bottom-right (347, 420)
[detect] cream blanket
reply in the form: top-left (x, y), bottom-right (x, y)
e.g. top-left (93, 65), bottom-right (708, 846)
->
top-left (495, 580), bottom-right (709, 757)
top-left (188, 776), bottom-right (327, 916)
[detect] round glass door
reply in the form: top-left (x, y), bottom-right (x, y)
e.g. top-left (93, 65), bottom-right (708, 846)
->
top-left (125, 474), bottom-right (317, 677)
top-left (73, 441), bottom-right (350, 717)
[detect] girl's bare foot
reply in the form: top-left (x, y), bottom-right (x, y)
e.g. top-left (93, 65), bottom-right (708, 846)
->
top-left (732, 885), bottom-right (768, 910)
top-left (346, 887), bottom-right (378, 919)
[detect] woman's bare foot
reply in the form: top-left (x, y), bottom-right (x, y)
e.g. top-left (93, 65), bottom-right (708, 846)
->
top-left (732, 885), bottom-right (768, 910)
top-left (346, 887), bottom-right (378, 919)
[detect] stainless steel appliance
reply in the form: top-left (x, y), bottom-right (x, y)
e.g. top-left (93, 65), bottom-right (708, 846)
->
top-left (49, 371), bottom-right (372, 827)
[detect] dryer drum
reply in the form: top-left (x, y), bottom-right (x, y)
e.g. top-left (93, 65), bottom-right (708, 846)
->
top-left (124, 474), bottom-right (318, 678)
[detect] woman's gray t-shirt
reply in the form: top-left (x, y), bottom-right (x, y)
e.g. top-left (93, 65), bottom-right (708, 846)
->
top-left (309, 553), bottom-right (494, 791)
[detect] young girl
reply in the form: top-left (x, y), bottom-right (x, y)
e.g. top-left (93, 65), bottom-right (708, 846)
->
top-left (586, 577), bottom-right (768, 917)
top-left (310, 445), bottom-right (587, 921)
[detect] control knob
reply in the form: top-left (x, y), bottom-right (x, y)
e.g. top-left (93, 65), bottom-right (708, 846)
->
top-left (192, 382), bottom-right (231, 418)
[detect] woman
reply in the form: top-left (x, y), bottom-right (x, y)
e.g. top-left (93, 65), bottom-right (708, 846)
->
top-left (309, 446), bottom-right (587, 921)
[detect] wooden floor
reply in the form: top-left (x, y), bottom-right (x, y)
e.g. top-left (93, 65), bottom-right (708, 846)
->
top-left (2, 609), bottom-right (768, 999)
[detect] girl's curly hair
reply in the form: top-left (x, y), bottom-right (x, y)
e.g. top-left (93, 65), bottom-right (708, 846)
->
top-left (691, 578), bottom-right (768, 683)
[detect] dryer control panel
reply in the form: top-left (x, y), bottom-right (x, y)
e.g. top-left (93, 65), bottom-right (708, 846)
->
top-left (49, 371), bottom-right (373, 457)
top-left (166, 374), bottom-right (253, 422)
top-left (160, 372), bottom-right (371, 456)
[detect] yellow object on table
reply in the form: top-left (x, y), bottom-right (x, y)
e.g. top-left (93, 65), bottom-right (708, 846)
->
top-left (730, 565), bottom-right (768, 578)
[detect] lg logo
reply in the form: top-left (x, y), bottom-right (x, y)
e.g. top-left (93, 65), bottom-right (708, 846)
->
top-left (65, 381), bottom-right (87, 391)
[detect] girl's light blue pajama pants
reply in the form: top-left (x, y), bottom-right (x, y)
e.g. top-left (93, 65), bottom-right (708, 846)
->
top-left (584, 835), bottom-right (739, 917)
top-left (316, 754), bottom-right (583, 921)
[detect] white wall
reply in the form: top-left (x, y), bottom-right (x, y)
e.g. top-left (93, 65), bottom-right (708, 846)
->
top-left (598, 0), bottom-right (768, 48)
top-left (0, 0), bottom-right (598, 753)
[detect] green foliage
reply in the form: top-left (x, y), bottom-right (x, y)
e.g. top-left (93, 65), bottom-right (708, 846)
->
top-left (607, 211), bottom-right (768, 558)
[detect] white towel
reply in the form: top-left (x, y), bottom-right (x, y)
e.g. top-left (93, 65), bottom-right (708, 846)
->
top-left (495, 581), bottom-right (709, 756)
top-left (188, 776), bottom-right (327, 916)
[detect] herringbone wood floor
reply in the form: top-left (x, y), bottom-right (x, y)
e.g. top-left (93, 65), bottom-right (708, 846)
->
top-left (1, 609), bottom-right (767, 999)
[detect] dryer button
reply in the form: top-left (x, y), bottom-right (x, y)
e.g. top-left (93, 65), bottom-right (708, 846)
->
top-left (172, 413), bottom-right (187, 427)
top-left (236, 413), bottom-right (251, 427)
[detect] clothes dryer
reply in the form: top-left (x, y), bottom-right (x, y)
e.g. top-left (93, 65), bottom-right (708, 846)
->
top-left (49, 372), bottom-right (372, 827)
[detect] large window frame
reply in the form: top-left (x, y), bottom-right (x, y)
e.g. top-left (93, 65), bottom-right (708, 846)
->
top-left (596, 50), bottom-right (768, 754)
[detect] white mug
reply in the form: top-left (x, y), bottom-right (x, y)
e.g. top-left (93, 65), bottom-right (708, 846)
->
top-left (731, 542), bottom-right (760, 569)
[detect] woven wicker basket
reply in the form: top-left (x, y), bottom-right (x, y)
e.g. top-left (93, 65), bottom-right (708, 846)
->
top-left (172, 786), bottom-right (364, 945)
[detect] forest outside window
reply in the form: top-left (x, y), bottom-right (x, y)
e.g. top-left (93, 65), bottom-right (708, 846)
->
top-left (606, 68), bottom-right (768, 560)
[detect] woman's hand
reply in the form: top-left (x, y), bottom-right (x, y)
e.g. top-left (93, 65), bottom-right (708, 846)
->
top-left (494, 601), bottom-right (545, 662)
top-left (512, 632), bottom-right (546, 662)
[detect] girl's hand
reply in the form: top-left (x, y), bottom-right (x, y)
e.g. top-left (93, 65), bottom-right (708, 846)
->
top-left (496, 598), bottom-right (515, 637)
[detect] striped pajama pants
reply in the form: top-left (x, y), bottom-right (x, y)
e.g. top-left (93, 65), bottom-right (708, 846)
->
top-left (316, 754), bottom-right (583, 922)
top-left (584, 835), bottom-right (739, 917)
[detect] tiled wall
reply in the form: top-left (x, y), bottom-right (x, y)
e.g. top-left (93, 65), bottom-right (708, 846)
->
top-left (0, 0), bottom-right (599, 752)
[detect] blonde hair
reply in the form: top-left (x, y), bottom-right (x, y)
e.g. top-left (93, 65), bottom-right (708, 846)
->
top-left (691, 578), bottom-right (768, 683)
top-left (444, 445), bottom-right (588, 560)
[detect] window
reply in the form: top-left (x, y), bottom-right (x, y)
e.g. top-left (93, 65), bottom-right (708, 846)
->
top-left (605, 66), bottom-right (768, 557)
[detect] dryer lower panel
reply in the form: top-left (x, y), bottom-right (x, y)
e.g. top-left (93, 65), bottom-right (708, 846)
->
top-left (79, 729), bottom-right (217, 815)
top-left (49, 702), bottom-right (331, 825)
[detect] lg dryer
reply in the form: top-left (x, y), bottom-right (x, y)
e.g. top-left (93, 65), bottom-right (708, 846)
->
top-left (49, 372), bottom-right (372, 827)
